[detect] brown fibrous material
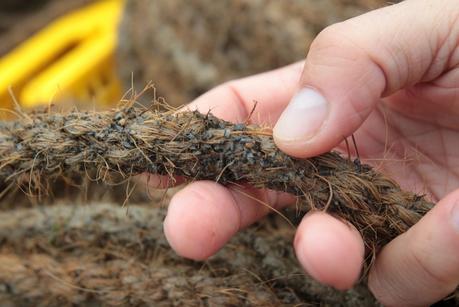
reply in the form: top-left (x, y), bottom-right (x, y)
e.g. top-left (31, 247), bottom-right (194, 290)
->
top-left (0, 204), bottom-right (379, 306)
top-left (0, 106), bottom-right (433, 258)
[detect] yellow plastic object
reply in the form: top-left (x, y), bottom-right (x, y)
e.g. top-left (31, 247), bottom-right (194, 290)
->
top-left (0, 0), bottom-right (124, 110)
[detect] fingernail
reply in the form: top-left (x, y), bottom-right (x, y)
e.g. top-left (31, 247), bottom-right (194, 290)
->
top-left (274, 87), bottom-right (329, 142)
top-left (451, 201), bottom-right (459, 233)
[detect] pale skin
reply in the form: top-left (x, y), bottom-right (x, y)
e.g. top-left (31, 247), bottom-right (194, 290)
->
top-left (157, 0), bottom-right (459, 306)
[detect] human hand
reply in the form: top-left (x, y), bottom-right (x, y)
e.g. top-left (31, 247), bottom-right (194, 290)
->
top-left (162, 0), bottom-right (459, 305)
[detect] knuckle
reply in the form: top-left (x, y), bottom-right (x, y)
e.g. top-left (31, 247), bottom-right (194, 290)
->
top-left (306, 22), bottom-right (369, 72)
top-left (409, 243), bottom-right (457, 289)
top-left (309, 22), bottom-right (354, 55)
top-left (368, 265), bottom-right (407, 307)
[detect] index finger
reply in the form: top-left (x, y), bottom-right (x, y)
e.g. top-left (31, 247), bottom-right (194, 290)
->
top-left (142, 61), bottom-right (303, 189)
top-left (184, 61), bottom-right (303, 126)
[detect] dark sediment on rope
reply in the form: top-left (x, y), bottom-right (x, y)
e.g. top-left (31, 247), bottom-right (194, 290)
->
top-left (0, 106), bottom-right (434, 253)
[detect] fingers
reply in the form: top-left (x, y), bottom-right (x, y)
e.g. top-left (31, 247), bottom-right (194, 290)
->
top-left (185, 61), bottom-right (303, 125)
top-left (274, 0), bottom-right (459, 157)
top-left (164, 181), bottom-right (294, 260)
top-left (368, 190), bottom-right (459, 306)
top-left (142, 62), bottom-right (303, 189)
top-left (294, 212), bottom-right (365, 290)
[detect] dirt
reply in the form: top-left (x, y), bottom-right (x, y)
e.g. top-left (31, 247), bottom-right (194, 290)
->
top-left (0, 106), bottom-right (433, 258)
top-left (1, 1), bottom-right (457, 306)
top-left (117, 0), bottom-right (401, 106)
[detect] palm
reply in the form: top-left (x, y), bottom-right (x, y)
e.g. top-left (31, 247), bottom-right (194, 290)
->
top-left (348, 83), bottom-right (459, 202)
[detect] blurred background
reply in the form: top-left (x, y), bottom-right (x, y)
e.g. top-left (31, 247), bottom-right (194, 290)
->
top-left (0, 0), bottom-right (395, 113)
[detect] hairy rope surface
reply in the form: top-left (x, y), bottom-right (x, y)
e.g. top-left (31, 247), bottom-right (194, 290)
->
top-left (0, 204), bottom-right (378, 307)
top-left (0, 106), bottom-right (433, 253)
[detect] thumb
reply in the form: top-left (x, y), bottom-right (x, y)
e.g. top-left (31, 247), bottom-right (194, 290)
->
top-left (273, 0), bottom-right (459, 157)
top-left (368, 190), bottom-right (459, 306)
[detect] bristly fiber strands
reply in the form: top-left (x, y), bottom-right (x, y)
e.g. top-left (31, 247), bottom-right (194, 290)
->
top-left (0, 104), bottom-right (433, 261)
